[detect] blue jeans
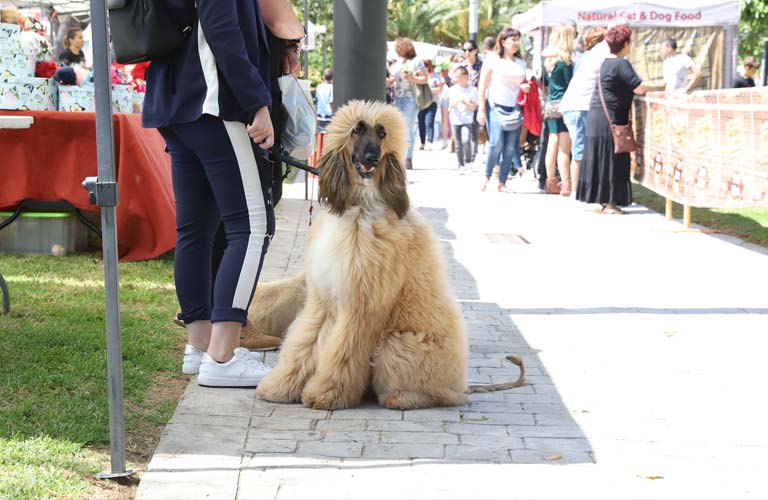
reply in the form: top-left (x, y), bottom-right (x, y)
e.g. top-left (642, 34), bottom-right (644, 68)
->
top-left (418, 101), bottom-right (437, 146)
top-left (394, 95), bottom-right (418, 159)
top-left (485, 105), bottom-right (522, 185)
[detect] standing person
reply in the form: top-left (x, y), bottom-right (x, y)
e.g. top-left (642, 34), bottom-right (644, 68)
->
top-left (661, 38), bottom-right (701, 93)
top-left (417, 59), bottom-right (441, 151)
top-left (391, 37), bottom-right (428, 169)
top-left (559, 27), bottom-right (609, 197)
top-left (59, 28), bottom-right (85, 66)
top-left (482, 36), bottom-right (497, 61)
top-left (143, 0), bottom-right (276, 386)
top-left (541, 23), bottom-right (576, 195)
top-left (477, 27), bottom-right (530, 192)
top-left (448, 66), bottom-right (478, 173)
top-left (316, 68), bottom-right (334, 131)
top-left (462, 39), bottom-right (483, 163)
top-left (439, 62), bottom-right (453, 150)
top-left (733, 57), bottom-right (758, 88)
top-left (576, 24), bottom-right (647, 214)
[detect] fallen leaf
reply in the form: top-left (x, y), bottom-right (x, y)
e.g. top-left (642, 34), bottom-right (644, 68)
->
top-left (642, 475), bottom-right (664, 480)
top-left (543, 454), bottom-right (562, 461)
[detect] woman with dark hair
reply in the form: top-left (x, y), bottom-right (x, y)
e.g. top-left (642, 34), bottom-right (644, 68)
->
top-left (477, 27), bottom-right (530, 192)
top-left (391, 37), bottom-right (428, 169)
top-left (576, 24), bottom-right (647, 214)
top-left (59, 28), bottom-right (85, 66)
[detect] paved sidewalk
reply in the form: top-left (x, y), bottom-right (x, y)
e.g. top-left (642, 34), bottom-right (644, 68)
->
top-left (137, 148), bottom-right (768, 499)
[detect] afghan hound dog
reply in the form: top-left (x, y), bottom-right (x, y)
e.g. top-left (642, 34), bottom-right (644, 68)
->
top-left (251, 101), bottom-right (520, 410)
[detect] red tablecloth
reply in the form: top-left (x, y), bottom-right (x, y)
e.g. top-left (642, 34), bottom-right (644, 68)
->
top-left (0, 110), bottom-right (175, 261)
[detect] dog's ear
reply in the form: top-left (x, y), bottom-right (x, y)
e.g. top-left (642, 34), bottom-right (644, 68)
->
top-left (318, 148), bottom-right (351, 216)
top-left (379, 153), bottom-right (409, 219)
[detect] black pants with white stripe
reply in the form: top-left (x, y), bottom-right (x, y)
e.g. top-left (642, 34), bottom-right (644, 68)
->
top-left (160, 114), bottom-right (274, 326)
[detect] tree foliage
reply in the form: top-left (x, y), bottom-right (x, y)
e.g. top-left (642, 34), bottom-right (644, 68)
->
top-left (740, 0), bottom-right (768, 60)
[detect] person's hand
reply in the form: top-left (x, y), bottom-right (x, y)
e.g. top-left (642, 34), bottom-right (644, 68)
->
top-left (477, 109), bottom-right (486, 126)
top-left (247, 106), bottom-right (274, 149)
top-left (282, 45), bottom-right (300, 76)
top-left (520, 82), bottom-right (531, 93)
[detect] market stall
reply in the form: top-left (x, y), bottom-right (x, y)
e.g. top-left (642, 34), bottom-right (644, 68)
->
top-left (0, 109), bottom-right (175, 261)
top-left (512, 0), bottom-right (741, 90)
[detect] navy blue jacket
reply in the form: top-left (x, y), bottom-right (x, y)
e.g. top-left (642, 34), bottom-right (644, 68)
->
top-left (142, 0), bottom-right (271, 128)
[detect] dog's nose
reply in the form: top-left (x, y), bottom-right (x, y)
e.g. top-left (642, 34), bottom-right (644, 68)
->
top-left (364, 149), bottom-right (380, 165)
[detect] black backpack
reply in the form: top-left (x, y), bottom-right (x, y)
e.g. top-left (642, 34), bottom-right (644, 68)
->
top-left (107, 0), bottom-right (196, 64)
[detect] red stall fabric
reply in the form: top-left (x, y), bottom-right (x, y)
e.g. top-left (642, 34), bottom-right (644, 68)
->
top-left (0, 110), bottom-right (175, 261)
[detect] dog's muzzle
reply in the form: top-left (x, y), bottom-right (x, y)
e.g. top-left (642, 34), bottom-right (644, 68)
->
top-left (352, 153), bottom-right (380, 179)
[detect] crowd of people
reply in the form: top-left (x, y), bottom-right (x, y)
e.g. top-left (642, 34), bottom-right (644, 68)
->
top-left (378, 24), bottom-right (759, 214)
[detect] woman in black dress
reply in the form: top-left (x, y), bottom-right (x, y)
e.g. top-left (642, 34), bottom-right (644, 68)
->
top-left (576, 24), bottom-right (647, 214)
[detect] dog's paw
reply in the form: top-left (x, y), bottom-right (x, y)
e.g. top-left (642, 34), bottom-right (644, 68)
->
top-left (256, 371), bottom-right (302, 404)
top-left (301, 377), bottom-right (354, 410)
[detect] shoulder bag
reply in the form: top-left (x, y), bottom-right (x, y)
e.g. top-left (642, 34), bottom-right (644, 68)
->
top-left (597, 64), bottom-right (637, 154)
top-left (414, 82), bottom-right (433, 110)
top-left (493, 103), bottom-right (523, 132)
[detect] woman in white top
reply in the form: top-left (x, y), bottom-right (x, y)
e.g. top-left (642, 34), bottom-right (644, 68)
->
top-left (477, 28), bottom-right (530, 192)
top-left (391, 37), bottom-right (429, 169)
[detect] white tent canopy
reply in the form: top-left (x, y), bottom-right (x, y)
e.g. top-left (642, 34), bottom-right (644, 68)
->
top-left (8, 0), bottom-right (89, 14)
top-left (512, 0), bottom-right (741, 88)
top-left (512, 0), bottom-right (741, 33)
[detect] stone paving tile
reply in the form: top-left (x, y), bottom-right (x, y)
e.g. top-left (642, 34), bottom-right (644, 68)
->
top-left (403, 409), bottom-right (462, 422)
top-left (330, 408), bottom-right (403, 420)
top-left (379, 431), bottom-right (459, 445)
top-left (362, 443), bottom-right (445, 459)
top-left (296, 441), bottom-right (363, 459)
top-left (366, 420), bottom-right (445, 432)
top-left (321, 431), bottom-right (381, 443)
top-left (250, 417), bottom-right (315, 431)
top-left (244, 439), bottom-right (297, 454)
top-left (458, 411), bottom-right (535, 426)
top-left (177, 386), bottom-right (258, 417)
top-left (315, 419), bottom-right (368, 432)
top-left (445, 445), bottom-right (513, 462)
top-left (443, 423), bottom-right (509, 436)
top-left (269, 406), bottom-right (330, 420)
top-left (168, 413), bottom-right (251, 428)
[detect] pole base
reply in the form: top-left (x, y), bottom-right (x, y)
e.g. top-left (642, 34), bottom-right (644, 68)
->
top-left (96, 469), bottom-right (136, 480)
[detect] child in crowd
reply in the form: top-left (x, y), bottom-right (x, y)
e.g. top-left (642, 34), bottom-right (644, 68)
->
top-left (448, 66), bottom-right (478, 174)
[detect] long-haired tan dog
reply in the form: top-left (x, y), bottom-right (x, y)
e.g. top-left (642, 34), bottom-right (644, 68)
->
top-left (252, 101), bottom-right (522, 410)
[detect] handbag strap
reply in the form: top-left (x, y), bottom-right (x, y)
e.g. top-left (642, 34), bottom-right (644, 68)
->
top-left (596, 64), bottom-right (614, 125)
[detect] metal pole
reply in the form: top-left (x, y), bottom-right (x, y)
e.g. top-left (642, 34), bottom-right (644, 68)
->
top-left (469, 0), bottom-right (478, 43)
top-left (762, 39), bottom-right (768, 87)
top-left (333, 0), bottom-right (386, 107)
top-left (303, 0), bottom-right (310, 79)
top-left (85, 0), bottom-right (133, 480)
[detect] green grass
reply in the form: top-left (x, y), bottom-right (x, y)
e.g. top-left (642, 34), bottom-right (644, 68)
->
top-left (632, 182), bottom-right (768, 248)
top-left (0, 252), bottom-right (185, 499)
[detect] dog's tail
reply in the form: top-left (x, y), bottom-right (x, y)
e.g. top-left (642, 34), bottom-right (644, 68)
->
top-left (465, 355), bottom-right (526, 394)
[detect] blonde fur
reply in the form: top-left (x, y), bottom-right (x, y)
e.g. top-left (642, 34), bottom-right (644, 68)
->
top-left (253, 101), bottom-right (470, 410)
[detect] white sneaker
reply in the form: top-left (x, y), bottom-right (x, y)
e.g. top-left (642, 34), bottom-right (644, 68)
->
top-left (197, 347), bottom-right (272, 387)
top-left (182, 344), bottom-right (204, 375)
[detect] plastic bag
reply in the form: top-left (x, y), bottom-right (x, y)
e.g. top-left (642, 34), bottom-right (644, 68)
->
top-left (278, 74), bottom-right (316, 160)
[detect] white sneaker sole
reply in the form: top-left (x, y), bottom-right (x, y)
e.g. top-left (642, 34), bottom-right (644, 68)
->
top-left (182, 363), bottom-right (200, 375)
top-left (196, 374), bottom-right (266, 387)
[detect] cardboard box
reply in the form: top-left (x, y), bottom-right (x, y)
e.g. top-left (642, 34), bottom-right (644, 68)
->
top-left (0, 76), bottom-right (57, 110)
top-left (0, 50), bottom-right (35, 79)
top-left (57, 84), bottom-right (134, 113)
top-left (0, 211), bottom-right (89, 255)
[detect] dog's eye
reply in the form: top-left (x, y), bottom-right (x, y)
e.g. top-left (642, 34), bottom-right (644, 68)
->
top-left (376, 126), bottom-right (387, 139)
top-left (352, 122), bottom-right (366, 135)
